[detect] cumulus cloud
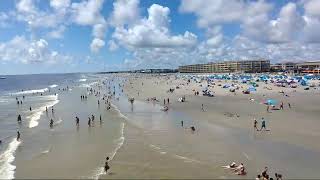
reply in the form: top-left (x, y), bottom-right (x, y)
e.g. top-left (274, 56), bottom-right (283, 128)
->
top-left (0, 36), bottom-right (72, 64)
top-left (112, 3), bottom-right (197, 48)
top-left (108, 40), bottom-right (119, 51)
top-left (90, 38), bottom-right (105, 53)
top-left (110, 0), bottom-right (140, 27)
top-left (71, 0), bottom-right (105, 26)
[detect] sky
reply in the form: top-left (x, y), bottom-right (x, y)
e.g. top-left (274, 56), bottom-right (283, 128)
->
top-left (1, 0), bottom-right (320, 74)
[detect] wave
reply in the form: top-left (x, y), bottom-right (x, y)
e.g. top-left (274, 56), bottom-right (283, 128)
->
top-left (110, 104), bottom-right (128, 120)
top-left (79, 81), bottom-right (98, 88)
top-left (49, 84), bottom-right (58, 88)
top-left (78, 79), bottom-right (87, 82)
top-left (12, 88), bottom-right (49, 95)
top-left (0, 138), bottom-right (21, 179)
top-left (27, 94), bottom-right (59, 128)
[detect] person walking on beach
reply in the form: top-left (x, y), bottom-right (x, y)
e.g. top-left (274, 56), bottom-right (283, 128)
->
top-left (260, 118), bottom-right (267, 131)
top-left (100, 115), bottom-right (102, 122)
top-left (46, 106), bottom-right (48, 112)
top-left (267, 105), bottom-right (270, 112)
top-left (280, 102), bottom-right (284, 110)
top-left (76, 116), bottom-right (79, 126)
top-left (201, 104), bottom-right (205, 111)
top-left (167, 98), bottom-right (170, 104)
top-left (254, 118), bottom-right (259, 131)
top-left (181, 121), bottom-right (184, 127)
top-left (164, 99), bottom-right (166, 105)
top-left (17, 131), bottom-right (21, 141)
top-left (288, 102), bottom-right (291, 109)
top-left (88, 117), bottom-right (91, 127)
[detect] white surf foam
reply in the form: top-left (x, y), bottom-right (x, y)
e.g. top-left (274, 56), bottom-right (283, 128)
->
top-left (0, 138), bottom-right (21, 179)
top-left (79, 78), bottom-right (87, 82)
top-left (173, 154), bottom-right (201, 163)
top-left (49, 84), bottom-right (58, 88)
top-left (110, 104), bottom-right (128, 120)
top-left (12, 88), bottom-right (49, 95)
top-left (27, 94), bottom-right (59, 128)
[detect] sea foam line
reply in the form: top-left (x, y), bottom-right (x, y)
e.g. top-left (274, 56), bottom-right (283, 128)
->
top-left (11, 88), bottom-right (49, 95)
top-left (49, 84), bottom-right (58, 88)
top-left (0, 138), bottom-right (21, 179)
top-left (27, 94), bottom-right (59, 128)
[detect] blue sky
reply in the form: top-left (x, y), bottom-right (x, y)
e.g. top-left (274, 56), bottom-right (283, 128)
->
top-left (1, 0), bottom-right (320, 74)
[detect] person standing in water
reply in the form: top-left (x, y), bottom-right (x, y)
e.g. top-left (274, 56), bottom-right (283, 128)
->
top-left (17, 114), bottom-right (22, 123)
top-left (105, 157), bottom-right (110, 173)
top-left (181, 121), bottom-right (184, 127)
top-left (50, 119), bottom-right (54, 128)
top-left (29, 106), bottom-right (32, 111)
top-left (17, 131), bottom-right (21, 141)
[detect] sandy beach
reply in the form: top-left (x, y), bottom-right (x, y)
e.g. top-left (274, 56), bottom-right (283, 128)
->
top-left (121, 73), bottom-right (320, 179)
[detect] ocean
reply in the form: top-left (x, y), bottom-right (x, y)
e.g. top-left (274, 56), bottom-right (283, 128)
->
top-left (0, 73), bottom-right (127, 179)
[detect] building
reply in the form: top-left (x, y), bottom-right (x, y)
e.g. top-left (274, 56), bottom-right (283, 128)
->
top-left (296, 61), bottom-right (320, 74)
top-left (178, 60), bottom-right (270, 73)
top-left (270, 62), bottom-right (297, 72)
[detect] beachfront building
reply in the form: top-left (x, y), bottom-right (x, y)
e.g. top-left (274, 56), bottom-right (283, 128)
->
top-left (178, 60), bottom-right (270, 73)
top-left (270, 62), bottom-right (297, 72)
top-left (296, 61), bottom-right (320, 74)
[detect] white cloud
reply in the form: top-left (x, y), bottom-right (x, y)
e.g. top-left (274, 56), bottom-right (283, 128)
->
top-left (110, 0), bottom-right (140, 27)
top-left (108, 40), bottom-right (119, 51)
top-left (48, 25), bottom-right (66, 39)
top-left (16, 0), bottom-right (36, 14)
top-left (71, 0), bottom-right (105, 26)
top-left (50, 0), bottom-right (70, 10)
top-left (0, 36), bottom-right (72, 64)
top-left (112, 4), bottom-right (197, 48)
top-left (90, 38), bottom-right (105, 53)
top-left (93, 23), bottom-right (107, 39)
top-left (179, 0), bottom-right (245, 27)
top-left (304, 0), bottom-right (320, 17)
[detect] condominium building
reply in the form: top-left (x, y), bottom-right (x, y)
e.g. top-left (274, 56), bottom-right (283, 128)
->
top-left (178, 60), bottom-right (270, 73)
